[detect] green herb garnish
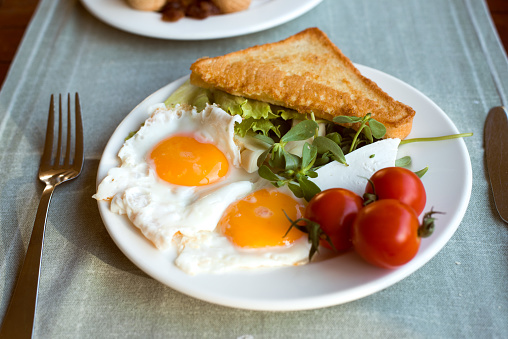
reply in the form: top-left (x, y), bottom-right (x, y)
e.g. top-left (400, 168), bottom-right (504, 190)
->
top-left (256, 114), bottom-right (383, 201)
top-left (333, 113), bottom-right (386, 153)
top-left (399, 133), bottom-right (473, 146)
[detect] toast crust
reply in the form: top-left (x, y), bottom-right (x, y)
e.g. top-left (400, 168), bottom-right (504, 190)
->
top-left (190, 27), bottom-right (415, 139)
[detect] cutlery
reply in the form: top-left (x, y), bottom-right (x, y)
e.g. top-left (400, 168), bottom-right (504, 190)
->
top-left (484, 106), bottom-right (508, 223)
top-left (0, 94), bottom-right (84, 339)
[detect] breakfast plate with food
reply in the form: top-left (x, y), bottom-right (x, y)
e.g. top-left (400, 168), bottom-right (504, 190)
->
top-left (94, 28), bottom-right (472, 311)
top-left (80, 0), bottom-right (323, 40)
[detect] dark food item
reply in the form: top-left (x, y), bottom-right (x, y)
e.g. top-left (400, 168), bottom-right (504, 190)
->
top-left (160, 2), bottom-right (185, 21)
top-left (160, 0), bottom-right (221, 22)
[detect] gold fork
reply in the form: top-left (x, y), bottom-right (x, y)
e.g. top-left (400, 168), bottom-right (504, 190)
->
top-left (0, 94), bottom-right (84, 339)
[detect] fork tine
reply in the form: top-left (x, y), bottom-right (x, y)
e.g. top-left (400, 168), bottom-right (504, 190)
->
top-left (40, 95), bottom-right (55, 169)
top-left (73, 93), bottom-right (84, 172)
top-left (55, 94), bottom-right (63, 167)
top-left (64, 93), bottom-right (72, 167)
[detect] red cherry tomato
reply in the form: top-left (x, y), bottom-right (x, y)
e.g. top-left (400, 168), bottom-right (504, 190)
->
top-left (305, 188), bottom-right (363, 251)
top-left (351, 199), bottom-right (420, 269)
top-left (365, 167), bottom-right (426, 215)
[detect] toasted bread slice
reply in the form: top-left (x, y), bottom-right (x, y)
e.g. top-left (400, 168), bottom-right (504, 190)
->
top-left (190, 27), bottom-right (415, 139)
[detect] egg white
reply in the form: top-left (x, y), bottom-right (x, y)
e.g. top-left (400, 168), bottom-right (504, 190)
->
top-left (174, 230), bottom-right (311, 275)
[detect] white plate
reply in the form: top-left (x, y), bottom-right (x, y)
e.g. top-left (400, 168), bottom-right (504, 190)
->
top-left (96, 65), bottom-right (472, 311)
top-left (80, 0), bottom-right (323, 40)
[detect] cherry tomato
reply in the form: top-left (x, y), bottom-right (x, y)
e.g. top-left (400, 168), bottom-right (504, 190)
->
top-left (365, 167), bottom-right (426, 215)
top-left (351, 199), bottom-right (420, 269)
top-left (305, 188), bottom-right (363, 251)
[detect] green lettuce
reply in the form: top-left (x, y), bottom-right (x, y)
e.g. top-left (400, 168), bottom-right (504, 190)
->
top-left (164, 80), bottom-right (304, 137)
top-left (164, 80), bottom-right (211, 111)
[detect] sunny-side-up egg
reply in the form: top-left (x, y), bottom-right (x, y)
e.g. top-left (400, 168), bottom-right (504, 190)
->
top-left (94, 103), bottom-right (312, 274)
top-left (174, 186), bottom-right (311, 275)
top-left (94, 104), bottom-right (256, 249)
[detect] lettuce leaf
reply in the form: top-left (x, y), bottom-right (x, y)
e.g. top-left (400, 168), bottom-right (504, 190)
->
top-left (164, 80), bottom-right (304, 137)
top-left (164, 80), bottom-right (211, 111)
top-left (235, 117), bottom-right (282, 138)
top-left (273, 105), bottom-right (304, 121)
top-left (213, 91), bottom-right (278, 120)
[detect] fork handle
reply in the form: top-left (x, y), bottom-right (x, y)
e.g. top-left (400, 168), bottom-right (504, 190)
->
top-left (0, 184), bottom-right (55, 339)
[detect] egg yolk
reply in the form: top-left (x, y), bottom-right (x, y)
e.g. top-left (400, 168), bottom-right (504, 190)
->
top-left (149, 135), bottom-right (229, 186)
top-left (218, 189), bottom-right (306, 248)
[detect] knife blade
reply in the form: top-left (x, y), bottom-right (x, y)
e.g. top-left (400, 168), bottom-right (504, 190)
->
top-left (485, 106), bottom-right (508, 222)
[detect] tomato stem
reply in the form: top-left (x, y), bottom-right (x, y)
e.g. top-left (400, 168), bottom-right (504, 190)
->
top-left (362, 177), bottom-right (378, 206)
top-left (282, 211), bottom-right (332, 261)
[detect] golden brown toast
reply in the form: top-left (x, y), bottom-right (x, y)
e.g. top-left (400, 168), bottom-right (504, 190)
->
top-left (190, 27), bottom-right (415, 139)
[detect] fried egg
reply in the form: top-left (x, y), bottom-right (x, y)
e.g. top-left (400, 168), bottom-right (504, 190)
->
top-left (94, 104), bottom-right (310, 274)
top-left (94, 104), bottom-right (260, 250)
top-left (174, 188), bottom-right (311, 275)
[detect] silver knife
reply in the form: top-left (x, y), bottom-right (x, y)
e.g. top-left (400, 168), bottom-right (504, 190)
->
top-left (485, 106), bottom-right (508, 222)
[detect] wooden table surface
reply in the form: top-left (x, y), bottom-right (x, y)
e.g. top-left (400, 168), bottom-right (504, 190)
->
top-left (1, 0), bottom-right (508, 91)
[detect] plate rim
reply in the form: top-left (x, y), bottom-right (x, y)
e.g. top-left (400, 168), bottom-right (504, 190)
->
top-left (95, 65), bottom-right (472, 311)
top-left (80, 0), bottom-right (324, 40)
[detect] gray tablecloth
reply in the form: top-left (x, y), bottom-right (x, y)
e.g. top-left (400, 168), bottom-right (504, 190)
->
top-left (1, 0), bottom-right (507, 337)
